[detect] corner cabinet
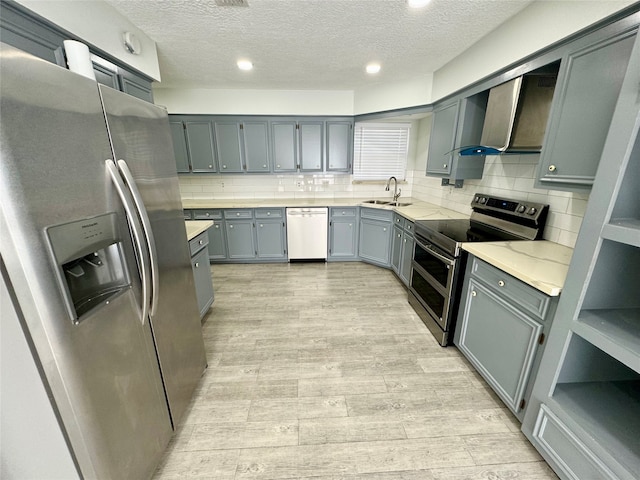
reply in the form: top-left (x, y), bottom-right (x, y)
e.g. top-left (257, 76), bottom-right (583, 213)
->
top-left (328, 207), bottom-right (359, 261)
top-left (454, 257), bottom-right (558, 422)
top-left (426, 92), bottom-right (488, 186)
top-left (522, 30), bottom-right (640, 480)
top-left (535, 27), bottom-right (637, 191)
top-left (358, 208), bottom-right (393, 267)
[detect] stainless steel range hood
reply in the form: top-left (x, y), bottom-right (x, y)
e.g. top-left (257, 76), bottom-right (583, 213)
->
top-left (460, 73), bottom-right (557, 156)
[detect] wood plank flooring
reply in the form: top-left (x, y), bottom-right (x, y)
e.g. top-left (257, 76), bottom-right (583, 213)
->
top-left (153, 262), bottom-right (557, 480)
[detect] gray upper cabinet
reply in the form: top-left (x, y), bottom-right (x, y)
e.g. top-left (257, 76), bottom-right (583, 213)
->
top-left (93, 63), bottom-right (120, 90)
top-left (271, 120), bottom-right (298, 172)
top-left (536, 29), bottom-right (637, 191)
top-left (426, 93), bottom-right (488, 184)
top-left (299, 121), bottom-right (324, 172)
top-left (426, 101), bottom-right (457, 176)
top-left (214, 121), bottom-right (244, 173)
top-left (326, 120), bottom-right (353, 172)
top-left (243, 121), bottom-right (270, 173)
top-left (170, 121), bottom-right (190, 173)
top-left (186, 121), bottom-right (217, 172)
top-left (119, 73), bottom-right (154, 104)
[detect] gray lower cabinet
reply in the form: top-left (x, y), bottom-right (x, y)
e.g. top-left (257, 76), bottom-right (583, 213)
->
top-left (358, 208), bottom-right (393, 267)
top-left (225, 216), bottom-right (256, 260)
top-left (191, 210), bottom-right (227, 261)
top-left (255, 209), bottom-right (287, 259)
top-left (454, 256), bottom-right (557, 422)
top-left (328, 207), bottom-right (359, 261)
top-left (390, 214), bottom-right (415, 286)
top-left (188, 231), bottom-right (214, 319)
top-left (535, 28), bottom-right (637, 191)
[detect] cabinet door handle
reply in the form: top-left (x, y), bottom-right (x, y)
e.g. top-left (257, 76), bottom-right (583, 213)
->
top-left (259, 224), bottom-right (264, 227)
top-left (443, 163), bottom-right (448, 168)
top-left (199, 240), bottom-right (203, 245)
top-left (205, 212), bottom-right (210, 217)
top-left (263, 164), bottom-right (267, 168)
top-left (208, 164), bottom-right (213, 169)
top-left (404, 239), bottom-right (407, 243)
top-left (277, 164), bottom-right (281, 168)
top-left (383, 228), bottom-right (387, 232)
top-left (548, 165), bottom-right (557, 172)
top-left (236, 212), bottom-right (240, 216)
top-left (471, 290), bottom-right (477, 297)
top-left (267, 212), bottom-right (271, 216)
top-left (498, 280), bottom-right (505, 287)
top-left (215, 224), bottom-right (219, 229)
top-left (222, 164), bottom-right (227, 169)
top-left (397, 233), bottom-right (401, 238)
top-left (229, 225), bottom-right (234, 229)
top-left (349, 224), bottom-right (352, 228)
top-left (195, 262), bottom-right (199, 268)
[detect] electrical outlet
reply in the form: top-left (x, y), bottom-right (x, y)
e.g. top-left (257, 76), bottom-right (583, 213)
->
top-left (296, 181), bottom-right (303, 188)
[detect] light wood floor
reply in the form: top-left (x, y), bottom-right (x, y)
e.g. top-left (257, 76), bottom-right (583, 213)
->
top-left (153, 262), bottom-right (557, 479)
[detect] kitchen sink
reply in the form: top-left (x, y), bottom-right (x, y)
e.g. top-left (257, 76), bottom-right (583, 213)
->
top-left (363, 200), bottom-right (391, 205)
top-left (388, 202), bottom-right (412, 207)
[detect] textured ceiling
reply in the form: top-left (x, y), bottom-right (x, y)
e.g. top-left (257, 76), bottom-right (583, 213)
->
top-left (105, 0), bottom-right (535, 90)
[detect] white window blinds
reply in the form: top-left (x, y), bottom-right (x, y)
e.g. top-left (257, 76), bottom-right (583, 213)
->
top-left (353, 122), bottom-right (411, 181)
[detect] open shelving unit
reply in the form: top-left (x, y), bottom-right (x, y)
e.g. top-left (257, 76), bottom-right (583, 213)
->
top-left (522, 26), bottom-right (640, 480)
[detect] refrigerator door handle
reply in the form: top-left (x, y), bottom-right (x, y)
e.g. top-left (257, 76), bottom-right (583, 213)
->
top-left (105, 159), bottom-right (150, 325)
top-left (116, 159), bottom-right (160, 318)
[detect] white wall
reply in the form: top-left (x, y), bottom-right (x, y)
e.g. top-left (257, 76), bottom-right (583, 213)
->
top-left (15, 0), bottom-right (161, 81)
top-left (153, 88), bottom-right (354, 115)
top-left (432, 0), bottom-right (636, 101)
top-left (353, 75), bottom-right (433, 115)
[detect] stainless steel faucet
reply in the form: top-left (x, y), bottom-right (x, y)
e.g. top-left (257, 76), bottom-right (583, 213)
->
top-left (385, 176), bottom-right (401, 202)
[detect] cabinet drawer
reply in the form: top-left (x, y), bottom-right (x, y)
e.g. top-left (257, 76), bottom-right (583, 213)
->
top-left (193, 209), bottom-right (223, 220)
top-left (470, 257), bottom-right (551, 321)
top-left (224, 209), bottom-right (253, 219)
top-left (360, 207), bottom-right (393, 222)
top-left (330, 207), bottom-right (357, 218)
top-left (189, 231), bottom-right (209, 256)
top-left (404, 221), bottom-right (414, 234)
top-left (255, 208), bottom-right (284, 219)
top-left (393, 214), bottom-right (406, 229)
top-left (533, 405), bottom-right (615, 480)
top-left (183, 210), bottom-right (193, 220)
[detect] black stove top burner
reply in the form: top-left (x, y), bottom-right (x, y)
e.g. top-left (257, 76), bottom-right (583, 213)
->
top-left (414, 218), bottom-right (524, 244)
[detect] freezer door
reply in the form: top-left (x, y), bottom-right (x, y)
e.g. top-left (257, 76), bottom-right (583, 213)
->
top-left (0, 44), bottom-right (172, 478)
top-left (99, 85), bottom-right (207, 427)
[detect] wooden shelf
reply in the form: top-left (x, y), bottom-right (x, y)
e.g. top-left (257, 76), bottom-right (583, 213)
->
top-left (575, 308), bottom-right (640, 374)
top-left (553, 381), bottom-right (640, 478)
top-left (602, 219), bottom-right (640, 247)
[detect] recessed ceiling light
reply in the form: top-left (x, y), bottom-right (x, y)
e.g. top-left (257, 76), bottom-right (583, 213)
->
top-left (237, 60), bottom-right (253, 71)
top-left (366, 63), bottom-right (381, 74)
top-left (407, 0), bottom-right (432, 8)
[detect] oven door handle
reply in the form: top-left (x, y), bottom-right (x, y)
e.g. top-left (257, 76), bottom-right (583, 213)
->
top-left (415, 238), bottom-right (455, 266)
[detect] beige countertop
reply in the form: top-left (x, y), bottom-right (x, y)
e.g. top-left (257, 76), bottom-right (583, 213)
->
top-left (462, 240), bottom-right (574, 297)
top-left (181, 197), bottom-right (469, 222)
top-left (185, 220), bottom-right (213, 241)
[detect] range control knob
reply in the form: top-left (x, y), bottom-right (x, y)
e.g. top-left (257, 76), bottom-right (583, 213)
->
top-left (479, 197), bottom-right (487, 204)
top-left (517, 205), bottom-right (527, 214)
top-left (474, 196), bottom-right (480, 203)
top-left (528, 207), bottom-right (538, 215)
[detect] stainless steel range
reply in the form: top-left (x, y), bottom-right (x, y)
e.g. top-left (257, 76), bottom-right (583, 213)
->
top-left (408, 194), bottom-right (549, 346)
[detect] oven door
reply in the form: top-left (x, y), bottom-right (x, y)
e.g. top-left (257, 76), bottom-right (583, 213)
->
top-left (409, 236), bottom-right (456, 330)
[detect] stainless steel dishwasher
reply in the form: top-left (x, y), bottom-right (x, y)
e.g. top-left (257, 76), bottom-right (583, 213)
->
top-left (286, 207), bottom-right (328, 260)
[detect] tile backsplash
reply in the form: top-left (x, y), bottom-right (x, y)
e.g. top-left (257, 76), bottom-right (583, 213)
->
top-left (411, 154), bottom-right (588, 248)
top-left (179, 153), bottom-right (587, 248)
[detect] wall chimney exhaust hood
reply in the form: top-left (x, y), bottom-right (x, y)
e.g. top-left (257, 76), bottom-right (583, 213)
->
top-left (459, 71), bottom-right (557, 156)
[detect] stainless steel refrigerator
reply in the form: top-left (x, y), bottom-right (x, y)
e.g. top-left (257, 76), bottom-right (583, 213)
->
top-left (0, 43), bottom-right (207, 479)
